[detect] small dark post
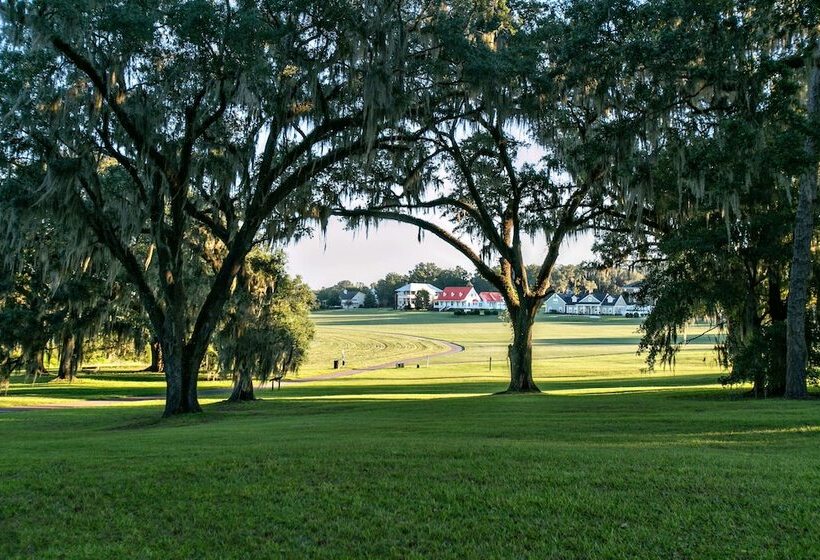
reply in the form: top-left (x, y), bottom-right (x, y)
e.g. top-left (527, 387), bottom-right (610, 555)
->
top-left (489, 356), bottom-right (492, 372)
top-left (333, 359), bottom-right (340, 369)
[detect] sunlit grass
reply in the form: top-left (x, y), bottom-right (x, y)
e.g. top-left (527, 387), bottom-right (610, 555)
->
top-left (2, 310), bottom-right (730, 406)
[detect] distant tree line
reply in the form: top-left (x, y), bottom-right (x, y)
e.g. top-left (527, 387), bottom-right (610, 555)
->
top-left (315, 262), bottom-right (644, 309)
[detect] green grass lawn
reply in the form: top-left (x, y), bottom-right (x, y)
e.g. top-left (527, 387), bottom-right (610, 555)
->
top-left (1, 310), bottom-right (818, 558)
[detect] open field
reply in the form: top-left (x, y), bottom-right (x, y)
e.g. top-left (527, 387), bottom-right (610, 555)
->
top-left (1, 311), bottom-right (819, 558)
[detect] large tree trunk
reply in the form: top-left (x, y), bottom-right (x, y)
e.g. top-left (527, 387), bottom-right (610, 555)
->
top-left (25, 348), bottom-right (47, 383)
top-left (161, 344), bottom-right (202, 415)
top-left (154, 228), bottom-right (256, 417)
top-left (785, 46), bottom-right (820, 400)
top-left (181, 351), bottom-right (201, 413)
top-left (58, 334), bottom-right (75, 380)
top-left (145, 339), bottom-right (164, 372)
top-left (161, 336), bottom-right (184, 417)
top-left (160, 318), bottom-right (202, 417)
top-left (228, 370), bottom-right (255, 402)
top-left (505, 302), bottom-right (540, 393)
top-left (57, 333), bottom-right (82, 381)
top-left (766, 268), bottom-right (787, 397)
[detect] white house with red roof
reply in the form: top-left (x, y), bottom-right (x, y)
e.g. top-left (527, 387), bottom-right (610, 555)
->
top-left (479, 291), bottom-right (506, 311)
top-left (433, 286), bottom-right (481, 310)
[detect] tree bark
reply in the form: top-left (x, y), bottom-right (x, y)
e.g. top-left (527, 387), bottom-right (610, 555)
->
top-left (155, 233), bottom-right (255, 416)
top-left (145, 339), bottom-right (164, 372)
top-left (25, 348), bottom-right (46, 383)
top-left (58, 333), bottom-right (82, 381)
top-left (160, 316), bottom-right (202, 417)
top-left (785, 45), bottom-right (820, 399)
top-left (766, 268), bottom-right (787, 397)
top-left (58, 334), bottom-right (75, 380)
top-left (504, 302), bottom-right (541, 393)
top-left (228, 370), bottom-right (255, 402)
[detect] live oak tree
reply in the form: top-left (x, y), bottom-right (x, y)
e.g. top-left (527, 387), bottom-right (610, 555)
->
top-left (329, 0), bottom-right (681, 392)
top-left (1, 1), bottom-right (413, 416)
top-left (593, 0), bottom-right (820, 397)
top-left (635, 179), bottom-right (803, 396)
top-left (215, 249), bottom-right (315, 402)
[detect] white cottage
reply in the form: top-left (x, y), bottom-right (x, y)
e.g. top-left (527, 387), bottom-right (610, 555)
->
top-left (479, 291), bottom-right (506, 311)
top-left (544, 292), bottom-right (571, 314)
top-left (340, 290), bottom-right (367, 309)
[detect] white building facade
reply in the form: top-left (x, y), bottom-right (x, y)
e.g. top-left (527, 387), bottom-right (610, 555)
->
top-left (340, 291), bottom-right (367, 309)
top-left (479, 291), bottom-right (506, 311)
top-left (394, 283), bottom-right (442, 309)
top-left (544, 292), bottom-right (629, 316)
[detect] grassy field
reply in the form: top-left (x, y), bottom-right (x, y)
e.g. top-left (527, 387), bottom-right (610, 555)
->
top-left (1, 310), bottom-right (818, 558)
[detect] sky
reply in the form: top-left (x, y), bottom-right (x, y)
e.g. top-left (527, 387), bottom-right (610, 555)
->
top-left (282, 135), bottom-right (595, 289)
top-left (283, 218), bottom-right (596, 289)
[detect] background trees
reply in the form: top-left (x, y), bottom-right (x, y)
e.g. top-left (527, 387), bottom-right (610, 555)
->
top-left (371, 272), bottom-right (409, 309)
top-left (414, 289), bottom-right (432, 310)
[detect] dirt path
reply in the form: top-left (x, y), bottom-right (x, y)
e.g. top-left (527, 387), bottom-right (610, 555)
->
top-left (0, 335), bottom-right (465, 411)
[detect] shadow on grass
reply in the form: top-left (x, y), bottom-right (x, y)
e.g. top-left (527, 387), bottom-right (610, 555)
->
top-left (3, 385), bottom-right (231, 402)
top-left (532, 336), bottom-right (642, 346)
top-left (8, 366), bottom-right (792, 415)
top-left (278, 372), bottom-right (725, 398)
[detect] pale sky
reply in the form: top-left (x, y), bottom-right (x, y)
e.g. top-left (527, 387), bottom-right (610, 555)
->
top-left (282, 134), bottom-right (596, 289)
top-left (283, 218), bottom-right (596, 289)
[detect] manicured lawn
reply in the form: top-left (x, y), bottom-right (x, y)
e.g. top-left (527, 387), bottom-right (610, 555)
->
top-left (1, 310), bottom-right (818, 558)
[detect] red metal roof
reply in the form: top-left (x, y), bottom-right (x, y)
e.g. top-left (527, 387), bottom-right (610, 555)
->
top-left (479, 291), bottom-right (504, 303)
top-left (436, 287), bottom-right (476, 301)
